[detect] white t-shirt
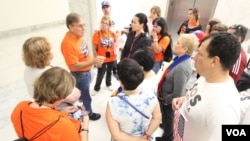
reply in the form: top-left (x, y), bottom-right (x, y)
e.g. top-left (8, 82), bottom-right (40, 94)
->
top-left (147, 17), bottom-right (153, 34)
top-left (177, 77), bottom-right (241, 141)
top-left (239, 88), bottom-right (250, 124)
top-left (139, 70), bottom-right (157, 95)
top-left (24, 66), bottom-right (52, 98)
top-left (186, 58), bottom-right (197, 90)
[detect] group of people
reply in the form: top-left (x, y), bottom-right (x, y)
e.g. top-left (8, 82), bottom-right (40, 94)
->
top-left (10, 0), bottom-right (250, 141)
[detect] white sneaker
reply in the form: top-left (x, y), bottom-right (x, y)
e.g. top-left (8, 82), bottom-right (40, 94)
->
top-left (91, 90), bottom-right (99, 96)
top-left (107, 85), bottom-right (114, 91)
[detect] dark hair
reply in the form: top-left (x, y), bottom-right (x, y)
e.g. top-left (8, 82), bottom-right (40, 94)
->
top-left (229, 24), bottom-right (248, 43)
top-left (117, 58), bottom-right (144, 90)
top-left (135, 13), bottom-right (149, 33)
top-left (201, 32), bottom-right (241, 70)
top-left (131, 47), bottom-right (155, 71)
top-left (189, 8), bottom-right (199, 21)
top-left (152, 17), bottom-right (171, 38)
top-left (66, 13), bottom-right (81, 29)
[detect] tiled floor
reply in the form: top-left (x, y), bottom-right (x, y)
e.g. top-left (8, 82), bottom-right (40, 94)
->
top-left (0, 24), bottom-right (163, 140)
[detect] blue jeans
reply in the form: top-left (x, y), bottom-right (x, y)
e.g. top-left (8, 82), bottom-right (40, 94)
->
top-left (153, 61), bottom-right (162, 74)
top-left (112, 60), bottom-right (117, 74)
top-left (71, 71), bottom-right (93, 115)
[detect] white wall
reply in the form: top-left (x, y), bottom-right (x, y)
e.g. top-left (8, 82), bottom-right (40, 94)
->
top-left (94, 0), bottom-right (167, 30)
top-left (1, 0), bottom-right (249, 49)
top-left (0, 0), bottom-right (70, 31)
top-left (213, 0), bottom-right (250, 52)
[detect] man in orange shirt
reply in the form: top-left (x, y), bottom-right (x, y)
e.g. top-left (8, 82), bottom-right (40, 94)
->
top-left (61, 12), bottom-right (105, 121)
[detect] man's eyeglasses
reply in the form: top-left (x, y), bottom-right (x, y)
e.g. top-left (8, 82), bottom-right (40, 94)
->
top-left (102, 5), bottom-right (110, 9)
top-left (72, 23), bottom-right (85, 29)
top-left (101, 21), bottom-right (109, 26)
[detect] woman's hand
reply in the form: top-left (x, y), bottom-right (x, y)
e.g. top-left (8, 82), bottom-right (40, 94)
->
top-left (151, 29), bottom-right (157, 40)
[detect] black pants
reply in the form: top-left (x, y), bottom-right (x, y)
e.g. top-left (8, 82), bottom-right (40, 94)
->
top-left (160, 103), bottom-right (174, 141)
top-left (112, 60), bottom-right (117, 74)
top-left (94, 61), bottom-right (114, 91)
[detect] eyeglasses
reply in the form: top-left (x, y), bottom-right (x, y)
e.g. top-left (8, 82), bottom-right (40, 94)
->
top-left (102, 5), bottom-right (110, 9)
top-left (72, 23), bottom-right (85, 29)
top-left (101, 21), bottom-right (109, 26)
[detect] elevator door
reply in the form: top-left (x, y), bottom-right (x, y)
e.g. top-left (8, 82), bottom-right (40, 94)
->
top-left (165, 0), bottom-right (218, 43)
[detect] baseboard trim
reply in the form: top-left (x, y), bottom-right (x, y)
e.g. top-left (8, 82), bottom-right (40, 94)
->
top-left (0, 20), bottom-right (65, 39)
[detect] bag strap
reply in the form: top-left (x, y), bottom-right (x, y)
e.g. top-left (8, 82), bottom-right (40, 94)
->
top-left (19, 110), bottom-right (61, 141)
top-left (118, 95), bottom-right (149, 119)
top-left (29, 116), bottom-right (61, 141)
top-left (20, 111), bottom-right (25, 138)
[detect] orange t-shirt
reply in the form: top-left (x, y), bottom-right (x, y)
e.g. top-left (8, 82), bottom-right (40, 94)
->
top-left (61, 31), bottom-right (92, 72)
top-left (92, 30), bottom-right (117, 63)
top-left (151, 35), bottom-right (170, 62)
top-left (181, 20), bottom-right (200, 33)
top-left (11, 101), bottom-right (81, 141)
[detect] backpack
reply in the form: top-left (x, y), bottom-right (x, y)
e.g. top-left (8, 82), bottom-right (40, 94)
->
top-left (236, 71), bottom-right (250, 92)
top-left (236, 59), bottom-right (250, 92)
top-left (158, 36), bottom-right (173, 62)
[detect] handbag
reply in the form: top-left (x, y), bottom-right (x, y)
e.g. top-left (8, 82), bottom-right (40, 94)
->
top-left (14, 111), bottom-right (61, 141)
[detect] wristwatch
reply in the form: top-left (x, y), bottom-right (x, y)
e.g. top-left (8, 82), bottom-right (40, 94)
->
top-left (81, 128), bottom-right (89, 133)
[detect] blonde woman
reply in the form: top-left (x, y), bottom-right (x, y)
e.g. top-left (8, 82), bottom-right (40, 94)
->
top-left (92, 15), bottom-right (117, 94)
top-left (12, 67), bottom-right (89, 141)
top-left (156, 34), bottom-right (199, 141)
top-left (148, 6), bottom-right (161, 34)
top-left (22, 36), bottom-right (53, 98)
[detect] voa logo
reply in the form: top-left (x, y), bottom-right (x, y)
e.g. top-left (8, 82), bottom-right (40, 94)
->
top-left (226, 129), bottom-right (246, 136)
